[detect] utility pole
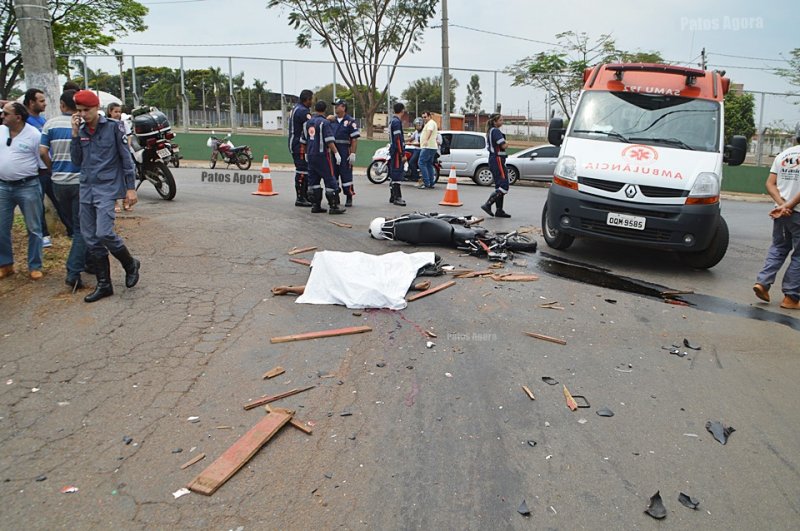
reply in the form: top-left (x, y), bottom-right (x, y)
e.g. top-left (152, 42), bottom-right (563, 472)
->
top-left (441, 0), bottom-right (450, 130)
top-left (700, 48), bottom-right (707, 70)
top-left (13, 0), bottom-right (60, 119)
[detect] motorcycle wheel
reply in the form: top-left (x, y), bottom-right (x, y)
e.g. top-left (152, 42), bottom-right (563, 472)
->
top-left (171, 155), bottom-right (180, 168)
top-left (209, 153), bottom-right (217, 169)
top-left (500, 233), bottom-right (538, 253)
top-left (367, 160), bottom-right (389, 184)
top-left (235, 152), bottom-right (252, 170)
top-left (146, 161), bottom-right (177, 200)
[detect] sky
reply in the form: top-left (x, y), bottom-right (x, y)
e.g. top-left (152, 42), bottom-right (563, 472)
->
top-left (90, 0), bottom-right (798, 127)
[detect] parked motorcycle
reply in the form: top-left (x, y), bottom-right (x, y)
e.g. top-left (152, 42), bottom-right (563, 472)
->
top-left (131, 107), bottom-right (177, 200)
top-left (166, 139), bottom-right (182, 168)
top-left (367, 145), bottom-right (441, 185)
top-left (208, 133), bottom-right (253, 170)
top-left (369, 212), bottom-right (537, 261)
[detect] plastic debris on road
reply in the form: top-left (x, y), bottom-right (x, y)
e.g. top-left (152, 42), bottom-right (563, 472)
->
top-left (517, 499), bottom-right (531, 516)
top-left (683, 338), bottom-right (702, 350)
top-left (596, 407), bottom-right (615, 417)
top-left (60, 486), bottom-right (79, 494)
top-left (541, 376), bottom-right (558, 385)
top-left (678, 492), bottom-right (700, 510)
top-left (172, 487), bottom-right (191, 499)
top-left (645, 491), bottom-right (667, 519)
top-left (706, 420), bottom-right (735, 444)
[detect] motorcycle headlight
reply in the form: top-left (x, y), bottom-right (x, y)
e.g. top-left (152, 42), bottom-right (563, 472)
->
top-left (686, 172), bottom-right (720, 204)
top-left (554, 156), bottom-right (577, 181)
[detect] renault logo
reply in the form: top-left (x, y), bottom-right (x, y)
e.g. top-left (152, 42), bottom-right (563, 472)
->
top-left (624, 185), bottom-right (637, 198)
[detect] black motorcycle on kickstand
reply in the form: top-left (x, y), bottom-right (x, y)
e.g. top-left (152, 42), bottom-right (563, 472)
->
top-left (130, 106), bottom-right (177, 200)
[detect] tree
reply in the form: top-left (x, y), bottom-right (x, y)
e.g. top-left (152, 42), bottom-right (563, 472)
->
top-left (461, 74), bottom-right (482, 115)
top-left (505, 31), bottom-right (663, 119)
top-left (0, 0), bottom-right (148, 98)
top-left (267, 0), bottom-right (438, 137)
top-left (775, 48), bottom-right (800, 92)
top-left (724, 91), bottom-right (755, 143)
top-left (401, 75), bottom-right (458, 115)
top-left (252, 78), bottom-right (269, 116)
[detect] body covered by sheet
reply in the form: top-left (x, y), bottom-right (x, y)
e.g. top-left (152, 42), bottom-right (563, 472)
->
top-left (296, 251), bottom-right (435, 310)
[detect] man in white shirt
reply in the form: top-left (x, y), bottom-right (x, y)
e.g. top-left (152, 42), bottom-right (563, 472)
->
top-left (753, 132), bottom-right (800, 309)
top-left (0, 102), bottom-right (45, 279)
top-left (418, 111), bottom-right (439, 189)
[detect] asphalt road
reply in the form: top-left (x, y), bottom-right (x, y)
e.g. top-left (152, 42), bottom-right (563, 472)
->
top-left (1, 167), bottom-right (798, 530)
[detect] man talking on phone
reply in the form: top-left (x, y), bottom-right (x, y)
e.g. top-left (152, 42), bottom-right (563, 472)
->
top-left (70, 90), bottom-right (140, 303)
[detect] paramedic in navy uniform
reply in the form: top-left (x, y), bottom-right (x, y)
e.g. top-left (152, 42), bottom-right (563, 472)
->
top-left (301, 100), bottom-right (346, 215)
top-left (480, 113), bottom-right (511, 218)
top-left (70, 90), bottom-right (141, 303)
top-left (289, 89), bottom-right (314, 207)
top-left (387, 102), bottom-right (407, 206)
top-left (331, 99), bottom-right (360, 207)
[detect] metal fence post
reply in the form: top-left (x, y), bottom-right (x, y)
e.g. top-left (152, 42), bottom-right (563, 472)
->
top-left (228, 57), bottom-right (237, 133)
top-left (280, 59), bottom-right (285, 135)
top-left (131, 56), bottom-right (139, 107)
top-left (180, 56), bottom-right (189, 132)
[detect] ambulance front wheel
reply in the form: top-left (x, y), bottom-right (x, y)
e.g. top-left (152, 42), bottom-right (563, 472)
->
top-left (541, 201), bottom-right (574, 250)
top-left (679, 216), bottom-right (729, 269)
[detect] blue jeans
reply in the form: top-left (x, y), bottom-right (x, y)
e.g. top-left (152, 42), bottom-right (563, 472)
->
top-left (419, 148), bottom-right (437, 187)
top-left (0, 178), bottom-right (43, 271)
top-left (408, 149), bottom-right (421, 180)
top-left (53, 182), bottom-right (86, 280)
top-left (756, 211), bottom-right (800, 299)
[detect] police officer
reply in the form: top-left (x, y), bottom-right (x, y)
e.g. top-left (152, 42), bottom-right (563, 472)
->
top-left (301, 101), bottom-right (346, 215)
top-left (70, 90), bottom-right (141, 302)
top-left (480, 113), bottom-right (511, 218)
top-left (331, 99), bottom-right (360, 207)
top-left (388, 102), bottom-right (407, 206)
top-left (289, 89), bottom-right (313, 207)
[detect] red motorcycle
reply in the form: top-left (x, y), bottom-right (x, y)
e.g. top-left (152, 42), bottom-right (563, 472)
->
top-left (208, 134), bottom-right (253, 170)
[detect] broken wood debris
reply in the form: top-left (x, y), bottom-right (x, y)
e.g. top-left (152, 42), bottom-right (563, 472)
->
top-left (563, 385), bottom-right (578, 411)
top-left (524, 331), bottom-right (567, 345)
top-left (180, 452), bottom-right (206, 470)
top-left (490, 273), bottom-right (539, 282)
top-left (406, 280), bottom-right (456, 302)
top-left (454, 270), bottom-right (492, 278)
top-left (271, 285), bottom-right (305, 296)
top-left (521, 385), bottom-right (536, 400)
top-left (270, 325), bottom-right (372, 344)
top-left (266, 405), bottom-right (313, 434)
top-left (242, 385), bottom-right (315, 410)
top-left (424, 330), bottom-right (437, 338)
top-left (411, 280), bottom-right (431, 291)
top-left (327, 220), bottom-right (353, 229)
top-left (287, 246), bottom-right (317, 255)
top-left (187, 411), bottom-right (292, 495)
top-left (262, 366), bottom-right (285, 379)
top-left (288, 257), bottom-right (312, 266)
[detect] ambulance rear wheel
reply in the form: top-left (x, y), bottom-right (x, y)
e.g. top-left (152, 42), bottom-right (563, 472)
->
top-left (679, 216), bottom-right (728, 269)
top-left (542, 201), bottom-right (574, 250)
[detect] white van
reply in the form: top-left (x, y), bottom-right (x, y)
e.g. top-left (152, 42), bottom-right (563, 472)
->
top-left (542, 63), bottom-right (747, 268)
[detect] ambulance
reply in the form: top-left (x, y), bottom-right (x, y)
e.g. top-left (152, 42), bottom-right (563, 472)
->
top-left (542, 63), bottom-right (747, 268)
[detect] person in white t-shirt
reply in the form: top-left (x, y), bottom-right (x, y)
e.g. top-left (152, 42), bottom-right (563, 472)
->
top-left (418, 111), bottom-right (439, 189)
top-left (753, 132), bottom-right (800, 309)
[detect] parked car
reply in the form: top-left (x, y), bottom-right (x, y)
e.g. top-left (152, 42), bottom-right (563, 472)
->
top-left (438, 131), bottom-right (489, 184)
top-left (473, 144), bottom-right (561, 186)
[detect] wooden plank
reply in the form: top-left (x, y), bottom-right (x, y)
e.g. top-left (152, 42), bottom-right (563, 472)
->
top-left (328, 220), bottom-right (353, 229)
top-left (455, 270), bottom-right (492, 278)
top-left (563, 385), bottom-right (578, 411)
top-left (521, 385), bottom-right (536, 400)
top-left (266, 406), bottom-right (313, 434)
top-left (490, 274), bottom-right (539, 282)
top-left (524, 331), bottom-right (567, 345)
top-left (287, 246), bottom-right (317, 256)
top-left (187, 411), bottom-right (292, 495)
top-left (180, 452), bottom-right (206, 470)
top-left (262, 366), bottom-right (285, 379)
top-left (289, 258), bottom-right (311, 267)
top-left (406, 280), bottom-right (456, 302)
top-left (242, 385), bottom-right (315, 410)
top-left (270, 325), bottom-right (372, 344)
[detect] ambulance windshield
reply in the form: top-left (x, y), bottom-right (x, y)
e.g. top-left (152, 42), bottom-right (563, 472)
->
top-left (570, 91), bottom-right (720, 153)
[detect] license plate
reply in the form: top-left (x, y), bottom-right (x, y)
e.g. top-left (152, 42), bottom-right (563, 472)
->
top-left (157, 148), bottom-right (171, 159)
top-left (606, 212), bottom-right (646, 230)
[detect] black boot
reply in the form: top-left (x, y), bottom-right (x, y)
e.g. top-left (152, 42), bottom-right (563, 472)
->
top-left (389, 182), bottom-right (397, 204)
top-left (495, 194), bottom-right (511, 218)
top-left (327, 192), bottom-right (347, 215)
top-left (111, 245), bottom-right (141, 288)
top-left (310, 189), bottom-right (327, 213)
top-left (295, 178), bottom-right (312, 207)
top-left (83, 250), bottom-right (97, 275)
top-left (481, 191), bottom-right (499, 217)
top-left (344, 193), bottom-right (353, 207)
top-left (84, 255), bottom-right (113, 303)
top-left (391, 183), bottom-right (406, 206)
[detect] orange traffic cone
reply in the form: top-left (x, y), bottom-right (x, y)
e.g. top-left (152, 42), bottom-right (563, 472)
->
top-left (438, 166), bottom-right (462, 207)
top-left (252, 154), bottom-right (278, 196)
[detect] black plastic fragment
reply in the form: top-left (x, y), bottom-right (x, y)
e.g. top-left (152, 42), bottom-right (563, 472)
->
top-left (596, 407), bottom-right (615, 417)
top-left (340, 411), bottom-right (353, 417)
top-left (171, 448), bottom-right (183, 454)
top-left (376, 362), bottom-right (386, 368)
top-left (324, 473), bottom-right (333, 479)
top-left (683, 338), bottom-right (702, 350)
top-left (572, 395), bottom-right (591, 408)
top-left (517, 499), bottom-right (531, 516)
top-left (706, 420), bottom-right (735, 444)
top-left (541, 376), bottom-right (559, 385)
top-left (527, 440), bottom-right (537, 447)
top-left (605, 298), bottom-right (617, 304)
top-left (122, 436), bottom-right (133, 445)
top-left (35, 475), bottom-right (47, 482)
top-left (678, 492), bottom-right (700, 510)
top-left (645, 491), bottom-right (667, 519)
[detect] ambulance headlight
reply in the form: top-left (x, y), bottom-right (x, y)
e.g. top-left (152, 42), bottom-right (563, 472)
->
top-left (688, 172), bottom-right (720, 198)
top-left (554, 156), bottom-right (577, 181)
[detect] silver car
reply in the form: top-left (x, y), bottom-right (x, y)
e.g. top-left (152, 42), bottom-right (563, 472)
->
top-left (473, 144), bottom-right (561, 186)
top-left (437, 131), bottom-right (489, 182)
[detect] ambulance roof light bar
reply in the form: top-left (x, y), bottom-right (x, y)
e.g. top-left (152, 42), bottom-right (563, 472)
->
top-left (605, 63), bottom-right (707, 86)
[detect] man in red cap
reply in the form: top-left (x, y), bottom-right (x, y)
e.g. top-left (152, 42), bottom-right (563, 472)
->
top-left (70, 89), bottom-right (140, 302)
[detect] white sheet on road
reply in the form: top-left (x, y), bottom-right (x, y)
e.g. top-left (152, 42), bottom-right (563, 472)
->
top-left (296, 250), bottom-right (435, 310)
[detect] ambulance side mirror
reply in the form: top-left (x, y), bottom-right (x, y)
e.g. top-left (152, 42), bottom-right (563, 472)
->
top-left (548, 118), bottom-right (565, 147)
top-left (724, 135), bottom-right (747, 166)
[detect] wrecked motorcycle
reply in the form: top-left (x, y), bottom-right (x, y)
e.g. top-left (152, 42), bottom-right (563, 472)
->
top-left (369, 212), bottom-right (537, 261)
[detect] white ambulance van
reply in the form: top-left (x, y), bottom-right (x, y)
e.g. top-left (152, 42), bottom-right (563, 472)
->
top-left (542, 63), bottom-right (747, 268)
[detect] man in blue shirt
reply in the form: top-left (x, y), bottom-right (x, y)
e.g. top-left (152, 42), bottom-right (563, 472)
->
top-left (331, 99), bottom-right (360, 207)
top-left (301, 101), bottom-right (346, 215)
top-left (388, 102), bottom-right (407, 206)
top-left (288, 89), bottom-right (314, 207)
top-left (41, 90), bottom-right (86, 289)
top-left (70, 90), bottom-right (140, 303)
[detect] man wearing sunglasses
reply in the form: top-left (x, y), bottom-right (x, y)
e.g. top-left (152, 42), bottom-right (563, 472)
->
top-left (0, 102), bottom-right (45, 280)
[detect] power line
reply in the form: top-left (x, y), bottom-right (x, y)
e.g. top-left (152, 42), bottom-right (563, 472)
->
top-left (708, 63), bottom-right (780, 71)
top-left (140, 0), bottom-right (211, 4)
top-left (117, 41), bottom-right (295, 47)
top-left (708, 51), bottom-right (790, 63)
top-left (438, 23), bottom-right (563, 48)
